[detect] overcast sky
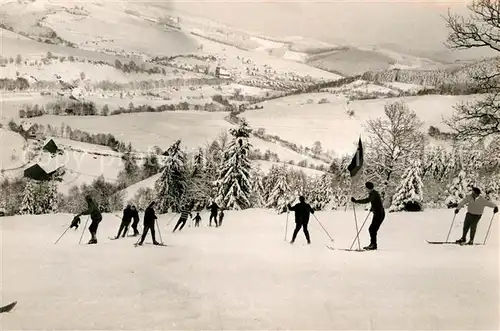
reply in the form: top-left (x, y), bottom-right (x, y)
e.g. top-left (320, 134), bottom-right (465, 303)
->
top-left (155, 0), bottom-right (492, 61)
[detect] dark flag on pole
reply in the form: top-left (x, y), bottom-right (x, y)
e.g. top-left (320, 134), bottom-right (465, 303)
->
top-left (347, 138), bottom-right (363, 177)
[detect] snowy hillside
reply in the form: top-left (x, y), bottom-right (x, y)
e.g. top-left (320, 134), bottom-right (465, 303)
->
top-left (0, 208), bottom-right (498, 329)
top-left (245, 94), bottom-right (481, 155)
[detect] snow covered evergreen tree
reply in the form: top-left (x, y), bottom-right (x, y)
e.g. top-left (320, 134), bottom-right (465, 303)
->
top-left (20, 179), bottom-right (38, 214)
top-left (154, 140), bottom-right (188, 213)
top-left (389, 161), bottom-right (424, 212)
top-left (265, 164), bottom-right (292, 213)
top-left (444, 169), bottom-right (475, 208)
top-left (216, 121), bottom-right (253, 210)
top-left (44, 180), bottom-right (59, 213)
top-left (250, 166), bottom-right (266, 208)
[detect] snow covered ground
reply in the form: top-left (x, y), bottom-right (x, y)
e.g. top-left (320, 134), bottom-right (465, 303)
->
top-left (1, 208), bottom-right (498, 329)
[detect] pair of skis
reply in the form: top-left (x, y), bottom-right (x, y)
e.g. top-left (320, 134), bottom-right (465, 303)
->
top-left (426, 240), bottom-right (483, 246)
top-left (325, 245), bottom-right (372, 252)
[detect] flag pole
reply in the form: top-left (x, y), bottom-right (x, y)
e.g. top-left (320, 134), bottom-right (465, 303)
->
top-left (347, 136), bottom-right (363, 250)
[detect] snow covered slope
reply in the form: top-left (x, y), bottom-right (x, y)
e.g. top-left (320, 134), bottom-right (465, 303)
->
top-left (0, 209), bottom-right (498, 329)
top-left (245, 94), bottom-right (481, 155)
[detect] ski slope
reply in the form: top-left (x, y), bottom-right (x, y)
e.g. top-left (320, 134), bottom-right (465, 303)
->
top-left (0, 208), bottom-right (498, 329)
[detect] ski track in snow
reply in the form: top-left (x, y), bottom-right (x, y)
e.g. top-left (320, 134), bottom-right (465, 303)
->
top-left (0, 209), bottom-right (498, 329)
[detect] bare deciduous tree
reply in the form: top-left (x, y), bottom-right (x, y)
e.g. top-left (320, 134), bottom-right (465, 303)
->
top-left (444, 0), bottom-right (500, 140)
top-left (364, 101), bottom-right (425, 198)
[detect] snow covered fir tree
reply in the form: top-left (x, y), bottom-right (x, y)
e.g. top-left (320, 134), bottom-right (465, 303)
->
top-left (216, 120), bottom-right (253, 210)
top-left (444, 169), bottom-right (474, 208)
top-left (265, 164), bottom-right (292, 213)
top-left (389, 161), bottom-right (424, 212)
top-left (154, 140), bottom-right (188, 213)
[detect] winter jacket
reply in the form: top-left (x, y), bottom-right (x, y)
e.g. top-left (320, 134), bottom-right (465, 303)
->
top-left (456, 195), bottom-right (497, 215)
top-left (287, 202), bottom-right (314, 223)
top-left (131, 209), bottom-right (139, 224)
top-left (179, 209), bottom-right (192, 220)
top-left (80, 200), bottom-right (102, 221)
top-left (354, 189), bottom-right (384, 214)
top-left (209, 203), bottom-right (219, 214)
top-left (144, 206), bottom-right (157, 225)
top-left (122, 207), bottom-right (133, 224)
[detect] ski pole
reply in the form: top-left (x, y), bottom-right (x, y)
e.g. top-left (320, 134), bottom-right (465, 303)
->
top-left (445, 214), bottom-right (457, 243)
top-left (54, 225), bottom-right (71, 244)
top-left (313, 214), bottom-right (334, 242)
top-left (348, 211), bottom-right (371, 251)
top-left (166, 213), bottom-right (177, 227)
top-left (352, 203), bottom-right (361, 250)
top-left (284, 211), bottom-right (289, 241)
top-left (155, 218), bottom-right (164, 244)
top-left (78, 216), bottom-right (90, 244)
top-left (483, 213), bottom-right (496, 245)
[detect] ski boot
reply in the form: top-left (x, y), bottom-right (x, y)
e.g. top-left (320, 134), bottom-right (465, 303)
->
top-left (364, 244), bottom-right (377, 250)
top-left (456, 238), bottom-right (466, 244)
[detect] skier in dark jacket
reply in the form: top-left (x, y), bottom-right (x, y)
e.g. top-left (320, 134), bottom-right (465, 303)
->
top-left (137, 201), bottom-right (160, 246)
top-left (208, 201), bottom-right (219, 227)
top-left (351, 182), bottom-right (385, 250)
top-left (75, 195), bottom-right (102, 244)
top-left (173, 206), bottom-right (192, 232)
top-left (287, 196), bottom-right (315, 244)
top-left (194, 212), bottom-right (202, 227)
top-left (130, 205), bottom-right (140, 236)
top-left (114, 205), bottom-right (133, 239)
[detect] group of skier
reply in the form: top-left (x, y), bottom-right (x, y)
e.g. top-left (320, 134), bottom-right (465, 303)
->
top-left (72, 197), bottom-right (226, 245)
top-left (72, 181), bottom-right (497, 249)
top-left (286, 181), bottom-right (497, 250)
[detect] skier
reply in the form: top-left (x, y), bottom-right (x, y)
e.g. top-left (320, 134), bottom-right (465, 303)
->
top-left (173, 206), bottom-right (192, 232)
top-left (114, 205), bottom-right (133, 239)
top-left (194, 212), bottom-right (202, 227)
top-left (351, 181), bottom-right (385, 250)
top-left (208, 201), bottom-right (219, 227)
top-left (287, 196), bottom-right (315, 244)
top-left (130, 205), bottom-right (140, 236)
top-left (137, 201), bottom-right (160, 246)
top-left (454, 187), bottom-right (498, 245)
top-left (218, 209), bottom-right (225, 227)
top-left (75, 195), bottom-right (102, 244)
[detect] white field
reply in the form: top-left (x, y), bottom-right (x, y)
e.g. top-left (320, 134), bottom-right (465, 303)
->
top-left (28, 112), bottom-right (324, 166)
top-left (120, 173), bottom-right (161, 203)
top-left (0, 128), bottom-right (27, 172)
top-left (246, 94), bottom-right (481, 155)
top-left (255, 160), bottom-right (326, 176)
top-left (29, 111), bottom-right (234, 153)
top-left (0, 61), bottom-right (203, 83)
top-left (0, 92), bottom-right (54, 121)
top-left (42, 4), bottom-right (198, 57)
top-left (0, 208), bottom-right (498, 329)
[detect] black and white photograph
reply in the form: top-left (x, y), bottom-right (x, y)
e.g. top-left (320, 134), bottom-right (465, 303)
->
top-left (0, 0), bottom-right (498, 329)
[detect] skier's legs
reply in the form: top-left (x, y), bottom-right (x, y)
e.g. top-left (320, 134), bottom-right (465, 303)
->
top-left (89, 218), bottom-right (101, 241)
top-left (173, 219), bottom-right (183, 232)
top-left (291, 222), bottom-right (302, 242)
top-left (302, 221), bottom-right (311, 243)
top-left (116, 221), bottom-right (126, 238)
top-left (150, 225), bottom-right (158, 243)
top-left (209, 213), bottom-right (217, 226)
top-left (468, 214), bottom-right (482, 242)
top-left (179, 219), bottom-right (187, 231)
top-left (461, 213), bottom-right (474, 240)
top-left (139, 224), bottom-right (151, 244)
top-left (122, 222), bottom-right (130, 237)
top-left (132, 219), bottom-right (139, 235)
top-left (368, 213), bottom-right (385, 247)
